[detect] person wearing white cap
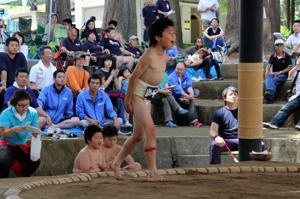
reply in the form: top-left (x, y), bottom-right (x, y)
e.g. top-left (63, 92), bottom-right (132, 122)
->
top-left (125, 36), bottom-right (143, 59)
top-left (264, 39), bottom-right (293, 104)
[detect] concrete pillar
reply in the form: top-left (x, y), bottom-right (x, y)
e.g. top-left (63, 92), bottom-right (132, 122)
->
top-left (238, 0), bottom-right (263, 161)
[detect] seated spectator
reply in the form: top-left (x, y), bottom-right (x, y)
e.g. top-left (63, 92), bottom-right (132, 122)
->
top-left (76, 74), bottom-right (121, 129)
top-left (29, 46), bottom-right (57, 92)
top-left (168, 62), bottom-right (202, 127)
top-left (264, 39), bottom-right (292, 104)
top-left (0, 37), bottom-right (28, 89)
top-left (81, 32), bottom-right (104, 66)
top-left (66, 51), bottom-right (90, 94)
top-left (125, 35), bottom-right (143, 59)
top-left (101, 56), bottom-right (131, 129)
top-left (165, 45), bottom-right (178, 73)
top-left (38, 70), bottom-right (80, 129)
top-left (43, 13), bottom-right (58, 43)
top-left (102, 126), bottom-right (141, 171)
top-left (209, 86), bottom-right (238, 164)
top-left (81, 19), bottom-right (99, 42)
top-left (4, 68), bottom-right (52, 128)
top-left (115, 66), bottom-right (132, 127)
top-left (12, 32), bottom-right (28, 60)
top-left (183, 37), bottom-right (204, 58)
top-left (184, 48), bottom-right (222, 81)
top-left (151, 72), bottom-right (188, 127)
top-left (73, 125), bottom-right (106, 173)
top-left (263, 56), bottom-right (300, 130)
top-left (100, 28), bottom-right (134, 70)
top-left (60, 28), bottom-right (82, 66)
top-left (108, 20), bottom-right (118, 29)
top-left (0, 90), bottom-right (40, 178)
top-left (203, 18), bottom-right (226, 51)
top-left (0, 37), bottom-right (28, 111)
top-left (285, 20), bottom-right (300, 57)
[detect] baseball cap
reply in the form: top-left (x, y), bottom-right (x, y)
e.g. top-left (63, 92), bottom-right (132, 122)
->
top-left (129, 35), bottom-right (138, 40)
top-left (74, 51), bottom-right (86, 61)
top-left (274, 39), bottom-right (284, 45)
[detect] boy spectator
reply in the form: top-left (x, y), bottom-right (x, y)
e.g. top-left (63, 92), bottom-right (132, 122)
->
top-left (209, 86), bottom-right (238, 164)
top-left (102, 126), bottom-right (141, 172)
top-left (66, 51), bottom-right (90, 94)
top-left (73, 125), bottom-right (106, 173)
top-left (0, 90), bottom-right (40, 178)
top-left (29, 46), bottom-right (56, 91)
top-left (197, 0), bottom-right (219, 30)
top-left (156, 0), bottom-right (174, 19)
top-left (81, 32), bottom-right (103, 66)
top-left (263, 56), bottom-right (300, 130)
top-left (4, 68), bottom-right (52, 128)
top-left (203, 18), bottom-right (226, 51)
top-left (100, 28), bottom-right (134, 70)
top-left (76, 74), bottom-right (121, 129)
top-left (38, 70), bottom-right (80, 129)
top-left (168, 62), bottom-right (203, 127)
top-left (142, 0), bottom-right (159, 42)
top-left (264, 39), bottom-right (292, 104)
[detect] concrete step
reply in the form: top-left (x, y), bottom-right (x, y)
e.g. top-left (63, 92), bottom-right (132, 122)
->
top-left (220, 63), bottom-right (238, 79)
top-left (193, 79), bottom-right (292, 100)
top-left (152, 99), bottom-right (291, 126)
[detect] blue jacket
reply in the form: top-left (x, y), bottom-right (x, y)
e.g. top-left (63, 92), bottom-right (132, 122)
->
top-left (38, 85), bottom-right (73, 124)
top-left (168, 71), bottom-right (192, 95)
top-left (76, 89), bottom-right (117, 124)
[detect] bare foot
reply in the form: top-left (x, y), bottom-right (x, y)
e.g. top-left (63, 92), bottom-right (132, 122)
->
top-left (147, 171), bottom-right (166, 182)
top-left (111, 162), bottom-right (123, 180)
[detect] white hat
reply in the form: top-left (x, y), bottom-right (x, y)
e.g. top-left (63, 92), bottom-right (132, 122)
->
top-left (129, 35), bottom-right (138, 40)
top-left (274, 39), bottom-right (284, 45)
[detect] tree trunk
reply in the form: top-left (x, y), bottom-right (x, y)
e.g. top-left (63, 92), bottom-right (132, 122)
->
top-left (169, 0), bottom-right (183, 48)
top-left (291, 0), bottom-right (295, 29)
top-left (287, 0), bottom-right (291, 28)
top-left (46, 0), bottom-right (71, 23)
top-left (263, 0), bottom-right (280, 55)
top-left (225, 0), bottom-right (240, 54)
top-left (102, 0), bottom-right (137, 40)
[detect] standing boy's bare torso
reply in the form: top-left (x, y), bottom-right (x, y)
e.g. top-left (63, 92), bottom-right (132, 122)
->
top-left (139, 48), bottom-right (169, 86)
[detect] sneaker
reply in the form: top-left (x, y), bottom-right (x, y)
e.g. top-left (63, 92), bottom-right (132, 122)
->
top-left (295, 125), bottom-right (300, 130)
top-left (124, 121), bottom-right (132, 127)
top-left (263, 122), bottom-right (279, 129)
top-left (178, 108), bottom-right (188, 115)
top-left (192, 120), bottom-right (203, 127)
top-left (218, 77), bottom-right (224, 80)
top-left (118, 129), bottom-right (132, 136)
top-left (166, 121), bottom-right (177, 128)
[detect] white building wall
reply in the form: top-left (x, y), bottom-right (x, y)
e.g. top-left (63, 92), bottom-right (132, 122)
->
top-left (74, 0), bottom-right (105, 29)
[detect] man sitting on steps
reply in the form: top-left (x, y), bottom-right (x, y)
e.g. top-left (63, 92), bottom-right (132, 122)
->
top-left (209, 86), bottom-right (238, 164)
top-left (263, 55), bottom-right (300, 130)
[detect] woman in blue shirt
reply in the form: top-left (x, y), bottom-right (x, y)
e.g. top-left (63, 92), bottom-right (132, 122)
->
top-left (0, 90), bottom-right (40, 178)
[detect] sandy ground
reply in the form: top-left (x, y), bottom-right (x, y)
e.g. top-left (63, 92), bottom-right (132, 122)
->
top-left (20, 172), bottom-right (300, 199)
top-left (19, 162), bottom-right (300, 199)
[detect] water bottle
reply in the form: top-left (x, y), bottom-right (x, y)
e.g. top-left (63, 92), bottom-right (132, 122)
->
top-left (85, 49), bottom-right (91, 66)
top-left (30, 134), bottom-right (42, 161)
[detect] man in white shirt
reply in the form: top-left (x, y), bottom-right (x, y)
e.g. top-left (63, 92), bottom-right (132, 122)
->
top-left (198, 0), bottom-right (219, 30)
top-left (29, 46), bottom-right (56, 91)
top-left (285, 20), bottom-right (300, 55)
